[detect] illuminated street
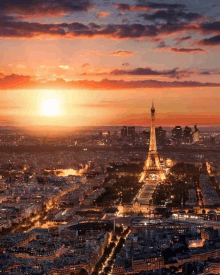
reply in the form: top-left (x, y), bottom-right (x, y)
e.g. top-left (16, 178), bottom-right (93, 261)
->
top-left (136, 180), bottom-right (158, 205)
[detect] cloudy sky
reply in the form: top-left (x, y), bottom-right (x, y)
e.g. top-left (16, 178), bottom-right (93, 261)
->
top-left (1, 0), bottom-right (220, 127)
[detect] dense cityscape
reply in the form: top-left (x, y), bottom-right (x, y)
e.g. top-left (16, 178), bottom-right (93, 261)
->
top-left (0, 104), bottom-right (219, 275)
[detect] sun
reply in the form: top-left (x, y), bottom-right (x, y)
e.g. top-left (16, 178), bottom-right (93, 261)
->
top-left (42, 98), bottom-right (60, 116)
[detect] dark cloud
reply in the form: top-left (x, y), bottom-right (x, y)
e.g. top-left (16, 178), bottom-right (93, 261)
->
top-left (171, 47), bottom-right (206, 53)
top-left (114, 2), bottom-right (199, 26)
top-left (0, 14), bottom-right (218, 41)
top-left (159, 22), bottom-right (198, 36)
top-left (0, 14), bottom-right (18, 21)
top-left (157, 41), bottom-right (166, 48)
top-left (0, 20), bottom-right (67, 37)
top-left (110, 67), bottom-right (178, 77)
top-left (0, 0), bottom-right (92, 17)
top-left (88, 23), bottom-right (102, 29)
top-left (198, 35), bottom-right (220, 46)
top-left (82, 63), bottom-right (91, 67)
top-left (147, 2), bottom-right (185, 10)
top-left (0, 20), bottom-right (160, 39)
top-left (55, 78), bottom-right (220, 89)
top-left (88, 50), bottom-right (133, 56)
top-left (114, 2), bottom-right (185, 12)
top-left (199, 69), bottom-right (220, 75)
top-left (97, 23), bottom-right (158, 39)
top-left (175, 35), bottom-right (192, 43)
top-left (122, 18), bottom-right (130, 23)
top-left (159, 47), bottom-right (206, 53)
top-left (0, 74), bottom-right (220, 90)
top-left (87, 66), bottom-right (217, 78)
top-left (0, 19), bottom-right (196, 39)
top-left (199, 21), bottom-right (220, 34)
top-left (114, 3), bottom-right (131, 11)
top-left (201, 71), bottom-right (211, 75)
top-left (122, 62), bottom-right (130, 66)
top-left (141, 10), bottom-right (202, 23)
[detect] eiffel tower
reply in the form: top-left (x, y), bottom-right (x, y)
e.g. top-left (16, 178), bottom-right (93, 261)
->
top-left (140, 102), bottom-right (165, 181)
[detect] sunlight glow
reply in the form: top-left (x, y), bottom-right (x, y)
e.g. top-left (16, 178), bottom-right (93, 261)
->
top-left (42, 99), bottom-right (60, 116)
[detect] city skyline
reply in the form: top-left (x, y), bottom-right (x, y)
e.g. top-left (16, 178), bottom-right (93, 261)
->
top-left (0, 0), bottom-right (220, 129)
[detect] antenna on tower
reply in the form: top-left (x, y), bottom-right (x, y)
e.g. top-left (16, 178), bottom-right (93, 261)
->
top-left (151, 100), bottom-right (155, 112)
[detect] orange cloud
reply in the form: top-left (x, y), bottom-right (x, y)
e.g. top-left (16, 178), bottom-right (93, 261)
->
top-left (0, 74), bottom-right (32, 89)
top-left (97, 11), bottom-right (110, 18)
top-left (109, 50), bottom-right (134, 56)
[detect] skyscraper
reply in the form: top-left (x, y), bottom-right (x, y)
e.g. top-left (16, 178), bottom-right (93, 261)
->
top-left (121, 126), bottom-right (127, 137)
top-left (172, 126), bottom-right (182, 139)
top-left (128, 126), bottom-right (135, 136)
top-left (183, 126), bottom-right (193, 144)
top-left (193, 124), bottom-right (200, 142)
top-left (156, 126), bottom-right (166, 144)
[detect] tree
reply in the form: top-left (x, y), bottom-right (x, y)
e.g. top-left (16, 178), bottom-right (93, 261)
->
top-left (162, 248), bottom-right (176, 261)
top-left (104, 266), bottom-right (111, 273)
top-left (170, 266), bottom-right (178, 273)
top-left (79, 269), bottom-right (88, 275)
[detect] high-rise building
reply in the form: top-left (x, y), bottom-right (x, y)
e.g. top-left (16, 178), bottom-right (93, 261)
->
top-left (128, 126), bottom-right (135, 136)
top-left (121, 126), bottom-right (127, 137)
top-left (140, 130), bottom-right (150, 144)
top-left (210, 136), bottom-right (216, 145)
top-left (156, 126), bottom-right (166, 143)
top-left (172, 126), bottom-right (182, 139)
top-left (183, 126), bottom-right (193, 144)
top-left (193, 124), bottom-right (200, 142)
top-left (88, 161), bottom-right (94, 169)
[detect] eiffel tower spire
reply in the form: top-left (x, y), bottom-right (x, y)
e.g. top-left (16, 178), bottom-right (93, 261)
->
top-left (140, 102), bottom-right (165, 181)
top-left (149, 100), bottom-right (157, 152)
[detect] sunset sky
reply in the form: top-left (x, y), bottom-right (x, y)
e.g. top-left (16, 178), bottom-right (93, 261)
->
top-left (1, 0), bottom-right (220, 128)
